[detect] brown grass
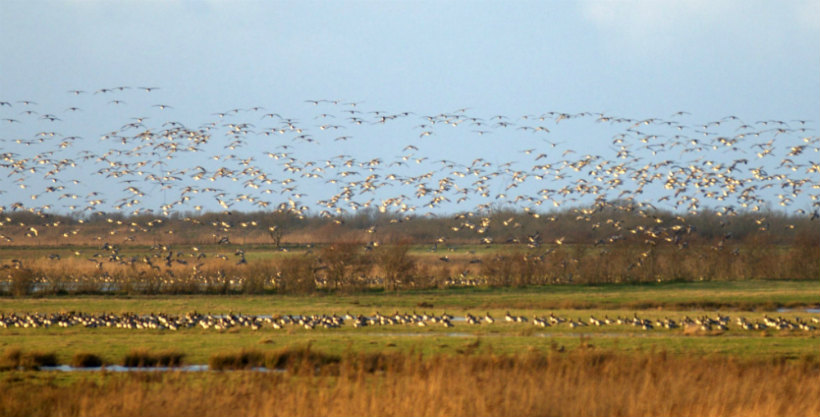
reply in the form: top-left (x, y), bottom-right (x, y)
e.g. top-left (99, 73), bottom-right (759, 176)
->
top-left (122, 349), bottom-right (185, 367)
top-left (208, 346), bottom-right (343, 372)
top-left (1, 350), bottom-right (818, 417)
top-left (208, 349), bottom-right (266, 370)
top-left (0, 348), bottom-right (57, 370)
top-left (70, 352), bottom-right (103, 368)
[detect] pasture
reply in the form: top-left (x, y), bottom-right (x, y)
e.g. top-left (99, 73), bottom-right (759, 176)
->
top-left (2, 280), bottom-right (818, 365)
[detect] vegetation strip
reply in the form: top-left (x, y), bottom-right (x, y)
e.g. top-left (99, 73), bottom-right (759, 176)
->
top-left (2, 350), bottom-right (818, 417)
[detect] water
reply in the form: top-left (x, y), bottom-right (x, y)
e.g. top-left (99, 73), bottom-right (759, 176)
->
top-left (776, 308), bottom-right (820, 313)
top-left (40, 364), bottom-right (284, 372)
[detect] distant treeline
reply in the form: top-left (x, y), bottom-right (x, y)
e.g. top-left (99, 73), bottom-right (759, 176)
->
top-left (2, 204), bottom-right (817, 296)
top-left (0, 202), bottom-right (817, 247)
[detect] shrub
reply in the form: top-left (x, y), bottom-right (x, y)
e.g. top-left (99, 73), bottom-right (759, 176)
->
top-left (241, 262), bottom-right (273, 294)
top-left (319, 242), bottom-right (372, 291)
top-left (276, 255), bottom-right (316, 294)
top-left (376, 243), bottom-right (416, 291)
top-left (8, 269), bottom-right (34, 297)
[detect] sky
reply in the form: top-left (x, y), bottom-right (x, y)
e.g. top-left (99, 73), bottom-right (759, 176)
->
top-left (1, 1), bottom-right (818, 218)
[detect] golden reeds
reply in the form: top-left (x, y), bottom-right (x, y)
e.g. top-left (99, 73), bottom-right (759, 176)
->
top-left (1, 350), bottom-right (818, 417)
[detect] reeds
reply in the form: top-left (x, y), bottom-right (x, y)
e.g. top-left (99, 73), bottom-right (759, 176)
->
top-left (208, 349), bottom-right (266, 370)
top-left (71, 352), bottom-right (103, 368)
top-left (208, 346), bottom-right (342, 372)
top-left (1, 349), bottom-right (818, 417)
top-left (122, 349), bottom-right (185, 367)
top-left (0, 348), bottom-right (57, 370)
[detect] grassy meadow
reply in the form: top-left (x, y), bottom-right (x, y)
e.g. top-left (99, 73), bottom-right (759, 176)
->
top-left (1, 280), bottom-right (818, 365)
top-left (2, 279), bottom-right (817, 313)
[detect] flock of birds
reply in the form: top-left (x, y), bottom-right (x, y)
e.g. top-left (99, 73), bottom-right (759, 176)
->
top-left (1, 310), bottom-right (816, 333)
top-left (0, 86), bottom-right (818, 249)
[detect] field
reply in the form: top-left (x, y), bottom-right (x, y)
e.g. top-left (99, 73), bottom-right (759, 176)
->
top-left (2, 278), bottom-right (819, 416)
top-left (1, 215), bottom-right (818, 416)
top-left (2, 280), bottom-right (819, 359)
top-left (2, 1), bottom-right (818, 414)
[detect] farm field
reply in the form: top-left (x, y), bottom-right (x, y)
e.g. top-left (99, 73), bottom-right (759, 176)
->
top-left (2, 280), bottom-right (818, 365)
top-left (2, 283), bottom-right (819, 417)
top-left (2, 302), bottom-right (819, 417)
top-left (2, 279), bottom-right (818, 312)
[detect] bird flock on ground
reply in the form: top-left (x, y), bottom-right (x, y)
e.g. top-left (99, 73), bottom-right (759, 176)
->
top-left (0, 310), bottom-right (816, 333)
top-left (1, 86), bottom-right (818, 244)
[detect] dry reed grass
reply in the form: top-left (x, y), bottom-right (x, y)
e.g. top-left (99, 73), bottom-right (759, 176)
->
top-left (70, 352), bottom-right (103, 368)
top-left (122, 349), bottom-right (185, 367)
top-left (208, 346), bottom-right (343, 371)
top-left (1, 350), bottom-right (818, 417)
top-left (0, 348), bottom-right (58, 370)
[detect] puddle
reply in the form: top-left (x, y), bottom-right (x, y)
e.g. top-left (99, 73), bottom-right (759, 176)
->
top-left (40, 365), bottom-right (283, 372)
top-left (776, 308), bottom-right (820, 313)
top-left (362, 332), bottom-right (473, 337)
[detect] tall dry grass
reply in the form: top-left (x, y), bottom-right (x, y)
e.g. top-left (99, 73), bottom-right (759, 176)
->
top-left (0, 347), bottom-right (58, 370)
top-left (1, 350), bottom-right (818, 417)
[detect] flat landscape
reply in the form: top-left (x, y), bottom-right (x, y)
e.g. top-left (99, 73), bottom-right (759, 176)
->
top-left (2, 279), bottom-right (818, 362)
top-left (2, 2), bottom-right (819, 415)
top-left (2, 278), bottom-right (819, 417)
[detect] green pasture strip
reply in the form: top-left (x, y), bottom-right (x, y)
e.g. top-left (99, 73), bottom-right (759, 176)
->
top-left (1, 323), bottom-right (816, 365)
top-left (2, 280), bottom-right (818, 313)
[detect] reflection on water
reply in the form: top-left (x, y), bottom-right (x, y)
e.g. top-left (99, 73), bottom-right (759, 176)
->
top-left (40, 365), bottom-right (281, 372)
top-left (776, 308), bottom-right (820, 313)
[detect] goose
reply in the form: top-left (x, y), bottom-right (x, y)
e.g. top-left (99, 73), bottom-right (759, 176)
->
top-left (484, 313), bottom-right (494, 324)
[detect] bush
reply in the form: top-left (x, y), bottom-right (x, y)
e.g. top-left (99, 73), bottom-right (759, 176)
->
top-left (276, 255), bottom-right (316, 294)
top-left (241, 263), bottom-right (273, 294)
top-left (8, 269), bottom-right (35, 297)
top-left (319, 242), bottom-right (373, 291)
top-left (376, 243), bottom-right (416, 291)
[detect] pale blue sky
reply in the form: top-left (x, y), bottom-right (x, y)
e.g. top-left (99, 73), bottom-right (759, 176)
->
top-left (1, 1), bottom-right (818, 216)
top-left (3, 1), bottom-right (817, 118)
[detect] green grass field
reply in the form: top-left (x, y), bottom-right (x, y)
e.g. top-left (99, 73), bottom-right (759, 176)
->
top-left (2, 320), bottom-right (817, 365)
top-left (1, 280), bottom-right (817, 365)
top-left (2, 279), bottom-right (817, 313)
